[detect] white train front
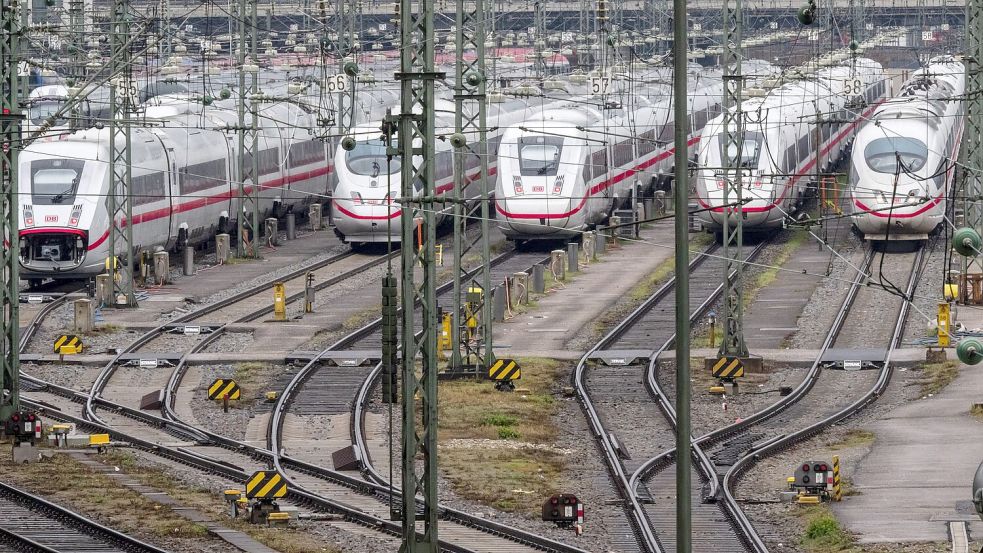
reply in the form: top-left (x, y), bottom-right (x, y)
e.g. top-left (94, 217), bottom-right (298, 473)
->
top-left (849, 56), bottom-right (965, 241)
top-left (696, 59), bottom-right (888, 233)
top-left (18, 96), bottom-right (330, 281)
top-left (495, 70), bottom-right (726, 240)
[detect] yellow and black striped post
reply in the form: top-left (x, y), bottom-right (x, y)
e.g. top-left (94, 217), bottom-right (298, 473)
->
top-left (832, 455), bottom-right (841, 501)
top-left (208, 378), bottom-right (241, 401)
top-left (245, 470), bottom-right (288, 499)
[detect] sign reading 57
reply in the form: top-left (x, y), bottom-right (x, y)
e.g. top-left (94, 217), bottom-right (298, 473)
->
top-left (588, 76), bottom-right (612, 95)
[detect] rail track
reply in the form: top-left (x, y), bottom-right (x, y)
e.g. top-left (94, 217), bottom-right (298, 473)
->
top-left (621, 240), bottom-right (926, 552)
top-left (564, 237), bottom-right (772, 552)
top-left (718, 244), bottom-right (927, 552)
top-left (0, 481), bottom-right (169, 553)
top-left (266, 249), bottom-right (593, 552)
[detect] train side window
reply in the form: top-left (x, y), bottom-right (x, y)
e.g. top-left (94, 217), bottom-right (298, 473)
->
top-left (132, 172), bottom-right (166, 206)
top-left (180, 159), bottom-right (228, 195)
top-left (435, 151), bottom-right (454, 181)
top-left (288, 140), bottom-right (326, 168)
top-left (784, 145), bottom-right (795, 173)
top-left (797, 134), bottom-right (810, 164)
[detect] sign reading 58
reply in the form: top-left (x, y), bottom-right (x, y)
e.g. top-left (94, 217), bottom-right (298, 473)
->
top-left (842, 79), bottom-right (863, 95)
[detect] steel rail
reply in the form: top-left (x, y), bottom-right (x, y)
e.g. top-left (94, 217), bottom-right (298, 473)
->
top-left (0, 480), bottom-right (170, 553)
top-left (720, 245), bottom-right (926, 553)
top-left (570, 241), bottom-right (775, 553)
top-left (630, 246), bottom-right (877, 552)
top-left (267, 249), bottom-right (589, 552)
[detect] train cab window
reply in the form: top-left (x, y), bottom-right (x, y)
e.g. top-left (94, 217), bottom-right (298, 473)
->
top-left (718, 132), bottom-right (763, 169)
top-left (30, 159), bottom-right (85, 205)
top-left (346, 138), bottom-right (400, 176)
top-left (518, 135), bottom-right (563, 176)
top-left (27, 100), bottom-right (68, 127)
top-left (864, 137), bottom-right (929, 173)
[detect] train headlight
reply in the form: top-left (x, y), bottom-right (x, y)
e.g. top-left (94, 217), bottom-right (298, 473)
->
top-left (350, 191), bottom-right (363, 205)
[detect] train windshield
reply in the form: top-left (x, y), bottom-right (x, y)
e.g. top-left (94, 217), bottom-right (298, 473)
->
top-left (864, 137), bottom-right (928, 173)
top-left (346, 138), bottom-right (400, 177)
top-left (717, 132), bottom-right (764, 169)
top-left (518, 136), bottom-right (564, 176)
top-left (27, 100), bottom-right (68, 126)
top-left (31, 159), bottom-right (85, 205)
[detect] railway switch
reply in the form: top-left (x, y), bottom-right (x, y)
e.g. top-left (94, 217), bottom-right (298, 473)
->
top-left (273, 282), bottom-right (287, 321)
top-left (542, 494), bottom-right (583, 533)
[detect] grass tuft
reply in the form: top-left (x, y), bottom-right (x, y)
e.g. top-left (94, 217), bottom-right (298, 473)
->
top-left (439, 357), bottom-right (566, 515)
top-left (799, 506), bottom-right (855, 552)
top-left (918, 360), bottom-right (959, 396)
top-left (825, 429), bottom-right (875, 450)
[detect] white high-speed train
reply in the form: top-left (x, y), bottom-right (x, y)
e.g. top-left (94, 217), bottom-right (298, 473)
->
top-left (696, 58), bottom-right (889, 233)
top-left (849, 56), bottom-right (965, 241)
top-left (330, 94), bottom-right (543, 244)
top-left (18, 95), bottom-right (330, 281)
top-left (495, 71), bottom-right (727, 240)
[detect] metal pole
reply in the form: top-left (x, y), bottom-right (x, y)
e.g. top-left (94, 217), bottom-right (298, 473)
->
top-left (0, 0), bottom-right (23, 421)
top-left (397, 0), bottom-right (441, 547)
top-left (237, 0), bottom-right (260, 258)
top-left (672, 0), bottom-right (691, 548)
top-left (108, 0), bottom-right (137, 307)
top-left (452, 0), bottom-right (491, 371)
top-left (963, 0), bottom-right (983, 251)
top-left (719, 0), bottom-right (748, 360)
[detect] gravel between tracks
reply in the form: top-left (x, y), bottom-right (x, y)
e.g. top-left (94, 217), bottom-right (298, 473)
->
top-left (733, 362), bottom-right (942, 552)
top-left (157, 238), bottom-right (350, 322)
top-left (188, 362), bottom-right (284, 441)
top-left (362, 372), bottom-right (623, 552)
top-left (112, 448), bottom-right (397, 553)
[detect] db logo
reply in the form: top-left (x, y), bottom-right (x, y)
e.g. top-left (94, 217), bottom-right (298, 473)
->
top-left (44, 215), bottom-right (58, 222)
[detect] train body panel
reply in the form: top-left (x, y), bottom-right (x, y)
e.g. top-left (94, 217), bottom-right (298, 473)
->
top-left (18, 96), bottom-right (331, 280)
top-left (496, 73), bottom-right (726, 240)
top-left (849, 57), bottom-right (965, 241)
top-left (696, 58), bottom-right (889, 233)
top-left (330, 96), bottom-right (539, 243)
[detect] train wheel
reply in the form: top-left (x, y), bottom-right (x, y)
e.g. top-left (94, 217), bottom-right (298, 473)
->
top-left (27, 279), bottom-right (43, 290)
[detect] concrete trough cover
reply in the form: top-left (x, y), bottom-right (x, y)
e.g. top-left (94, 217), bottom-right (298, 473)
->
top-left (332, 445), bottom-right (360, 471)
top-left (589, 350), bottom-right (654, 366)
top-left (139, 390), bottom-right (164, 410)
top-left (285, 350), bottom-right (380, 366)
top-left (819, 347), bottom-right (887, 369)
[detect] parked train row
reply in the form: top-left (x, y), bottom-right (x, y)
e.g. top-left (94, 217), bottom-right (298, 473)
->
top-left (18, 56), bottom-right (962, 282)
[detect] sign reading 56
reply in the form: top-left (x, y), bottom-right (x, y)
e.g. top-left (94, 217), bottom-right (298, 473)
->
top-left (325, 74), bottom-right (350, 93)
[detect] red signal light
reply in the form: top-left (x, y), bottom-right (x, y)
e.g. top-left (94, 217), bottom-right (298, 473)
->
top-left (820, 464), bottom-right (828, 471)
top-left (11, 413), bottom-right (19, 422)
top-left (551, 498), bottom-right (558, 505)
top-left (801, 464), bottom-right (810, 472)
top-left (27, 414), bottom-right (35, 422)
